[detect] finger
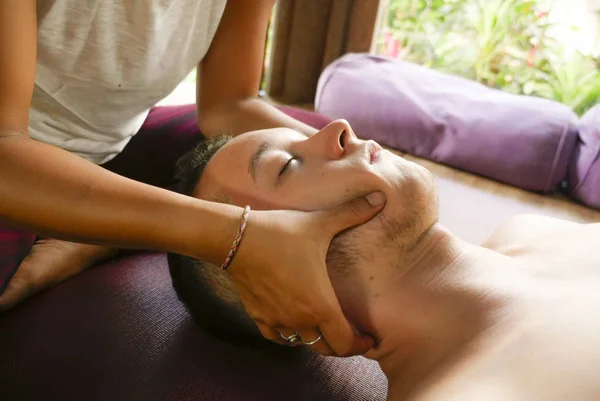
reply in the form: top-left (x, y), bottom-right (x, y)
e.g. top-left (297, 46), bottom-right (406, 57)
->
top-left (279, 328), bottom-right (311, 347)
top-left (298, 328), bottom-right (334, 356)
top-left (322, 191), bottom-right (386, 236)
top-left (318, 301), bottom-right (375, 357)
top-left (257, 323), bottom-right (289, 346)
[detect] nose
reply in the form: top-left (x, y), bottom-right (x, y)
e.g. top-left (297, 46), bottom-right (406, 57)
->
top-left (304, 119), bottom-right (356, 160)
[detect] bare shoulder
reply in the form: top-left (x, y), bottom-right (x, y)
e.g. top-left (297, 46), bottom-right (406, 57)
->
top-left (481, 214), bottom-right (584, 250)
top-left (405, 378), bottom-right (513, 401)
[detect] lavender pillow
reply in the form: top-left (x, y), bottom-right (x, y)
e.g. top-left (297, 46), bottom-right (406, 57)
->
top-left (315, 53), bottom-right (578, 192)
top-left (568, 105), bottom-right (600, 209)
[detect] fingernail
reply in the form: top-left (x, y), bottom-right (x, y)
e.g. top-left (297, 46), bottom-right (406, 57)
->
top-left (366, 191), bottom-right (386, 206)
top-left (363, 335), bottom-right (376, 349)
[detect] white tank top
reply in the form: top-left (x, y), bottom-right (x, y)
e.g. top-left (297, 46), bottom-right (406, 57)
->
top-left (31, 0), bottom-right (227, 164)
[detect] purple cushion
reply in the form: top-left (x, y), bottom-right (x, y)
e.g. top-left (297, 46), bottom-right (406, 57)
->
top-left (568, 105), bottom-right (600, 209)
top-left (316, 53), bottom-right (579, 192)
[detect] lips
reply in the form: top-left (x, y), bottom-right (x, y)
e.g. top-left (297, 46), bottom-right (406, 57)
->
top-left (367, 141), bottom-right (383, 164)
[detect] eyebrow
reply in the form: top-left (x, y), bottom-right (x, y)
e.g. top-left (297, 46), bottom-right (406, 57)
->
top-left (249, 140), bottom-right (272, 182)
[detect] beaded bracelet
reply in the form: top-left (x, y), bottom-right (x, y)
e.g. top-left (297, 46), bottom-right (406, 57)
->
top-left (220, 205), bottom-right (251, 271)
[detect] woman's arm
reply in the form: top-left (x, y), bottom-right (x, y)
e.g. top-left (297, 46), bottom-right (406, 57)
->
top-left (0, 0), bottom-right (240, 263)
top-left (197, 0), bottom-right (318, 137)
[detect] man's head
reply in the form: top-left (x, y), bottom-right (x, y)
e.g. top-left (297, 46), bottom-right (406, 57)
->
top-left (168, 120), bottom-right (439, 347)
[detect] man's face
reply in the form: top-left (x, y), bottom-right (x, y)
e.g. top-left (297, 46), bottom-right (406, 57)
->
top-left (195, 120), bottom-right (436, 221)
top-left (189, 120), bottom-right (439, 338)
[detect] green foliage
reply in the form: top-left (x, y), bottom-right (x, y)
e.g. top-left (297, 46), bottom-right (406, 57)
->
top-left (378, 0), bottom-right (600, 115)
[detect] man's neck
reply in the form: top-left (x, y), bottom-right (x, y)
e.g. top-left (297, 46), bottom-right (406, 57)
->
top-left (363, 224), bottom-right (528, 398)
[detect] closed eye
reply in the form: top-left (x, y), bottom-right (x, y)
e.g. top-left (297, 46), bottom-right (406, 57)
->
top-left (279, 157), bottom-right (294, 177)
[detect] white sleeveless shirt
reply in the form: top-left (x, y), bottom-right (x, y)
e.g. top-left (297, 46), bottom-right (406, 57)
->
top-left (31, 0), bottom-right (227, 164)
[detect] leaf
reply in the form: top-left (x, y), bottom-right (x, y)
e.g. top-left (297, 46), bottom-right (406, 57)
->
top-left (379, 0), bottom-right (600, 114)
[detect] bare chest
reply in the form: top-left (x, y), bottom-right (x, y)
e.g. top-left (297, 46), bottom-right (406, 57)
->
top-left (493, 223), bottom-right (600, 277)
top-left (406, 285), bottom-right (600, 401)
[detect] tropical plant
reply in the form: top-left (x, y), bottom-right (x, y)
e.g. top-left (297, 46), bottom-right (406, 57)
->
top-left (377, 0), bottom-right (600, 115)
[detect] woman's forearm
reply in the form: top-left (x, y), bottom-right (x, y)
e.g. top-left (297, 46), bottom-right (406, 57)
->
top-left (198, 97), bottom-right (319, 138)
top-left (0, 133), bottom-right (240, 263)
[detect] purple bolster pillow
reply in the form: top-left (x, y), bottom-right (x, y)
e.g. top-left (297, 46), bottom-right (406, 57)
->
top-left (568, 105), bottom-right (600, 209)
top-left (315, 53), bottom-right (579, 192)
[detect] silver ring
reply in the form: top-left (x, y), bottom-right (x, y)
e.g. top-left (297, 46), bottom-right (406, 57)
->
top-left (280, 332), bottom-right (301, 344)
top-left (301, 334), bottom-right (323, 346)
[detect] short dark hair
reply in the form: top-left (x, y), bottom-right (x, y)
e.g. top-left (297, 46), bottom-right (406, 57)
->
top-left (170, 135), bottom-right (232, 197)
top-left (168, 136), bottom-right (275, 348)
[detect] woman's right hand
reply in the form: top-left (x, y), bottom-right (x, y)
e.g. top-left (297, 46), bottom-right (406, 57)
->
top-left (226, 192), bottom-right (386, 357)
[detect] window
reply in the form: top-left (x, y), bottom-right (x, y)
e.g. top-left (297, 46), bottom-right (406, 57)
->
top-left (373, 0), bottom-right (600, 115)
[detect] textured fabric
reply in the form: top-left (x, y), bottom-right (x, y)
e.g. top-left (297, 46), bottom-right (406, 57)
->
top-left (31, 0), bottom-right (227, 164)
top-left (568, 105), bottom-right (600, 209)
top-left (101, 104), bottom-right (204, 188)
top-left (0, 231), bottom-right (36, 297)
top-left (316, 53), bottom-right (579, 193)
top-left (0, 253), bottom-right (388, 401)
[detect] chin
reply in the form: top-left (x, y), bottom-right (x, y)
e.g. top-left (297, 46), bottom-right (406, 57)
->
top-left (381, 164), bottom-right (437, 223)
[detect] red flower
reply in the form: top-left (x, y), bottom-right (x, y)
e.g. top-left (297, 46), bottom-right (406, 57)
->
top-left (384, 32), bottom-right (400, 59)
top-left (527, 46), bottom-right (538, 67)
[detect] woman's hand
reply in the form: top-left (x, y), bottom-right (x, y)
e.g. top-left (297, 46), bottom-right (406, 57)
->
top-left (227, 191), bottom-right (386, 357)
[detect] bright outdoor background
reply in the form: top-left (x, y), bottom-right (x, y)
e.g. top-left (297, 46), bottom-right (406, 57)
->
top-left (161, 0), bottom-right (600, 116)
top-left (374, 0), bottom-right (600, 115)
